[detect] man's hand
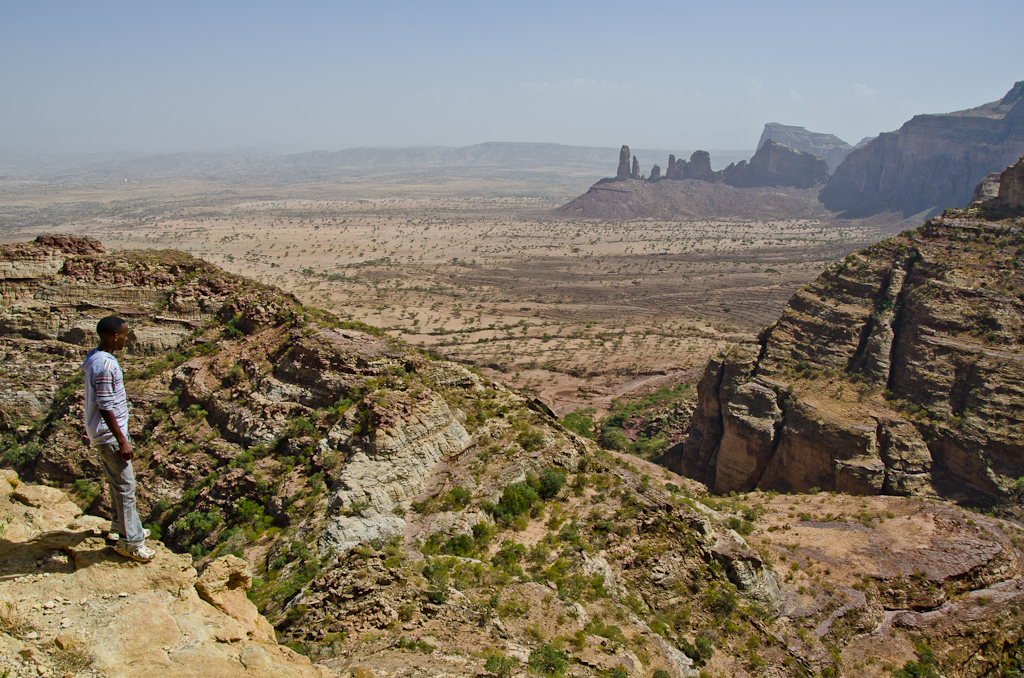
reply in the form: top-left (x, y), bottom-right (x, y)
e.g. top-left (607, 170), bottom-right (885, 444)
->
top-left (99, 408), bottom-right (132, 461)
top-left (118, 438), bottom-right (134, 461)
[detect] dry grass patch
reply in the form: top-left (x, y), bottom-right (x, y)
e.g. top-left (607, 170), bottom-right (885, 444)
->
top-left (0, 598), bottom-right (35, 637)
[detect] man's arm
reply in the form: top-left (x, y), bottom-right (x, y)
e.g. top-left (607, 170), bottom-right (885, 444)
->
top-left (100, 408), bottom-right (133, 461)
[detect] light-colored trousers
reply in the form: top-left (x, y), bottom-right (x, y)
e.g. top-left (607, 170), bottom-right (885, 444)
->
top-left (95, 442), bottom-right (145, 546)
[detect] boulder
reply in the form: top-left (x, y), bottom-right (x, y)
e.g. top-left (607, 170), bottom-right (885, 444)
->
top-left (196, 555), bottom-right (277, 642)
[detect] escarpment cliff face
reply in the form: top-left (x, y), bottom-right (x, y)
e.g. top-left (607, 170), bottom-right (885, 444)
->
top-left (669, 202), bottom-right (1024, 499)
top-left (820, 81), bottom-right (1024, 217)
top-left (757, 123), bottom-right (854, 175)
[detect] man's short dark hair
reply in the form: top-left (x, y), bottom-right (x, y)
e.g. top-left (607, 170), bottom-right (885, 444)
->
top-left (97, 316), bottom-right (127, 337)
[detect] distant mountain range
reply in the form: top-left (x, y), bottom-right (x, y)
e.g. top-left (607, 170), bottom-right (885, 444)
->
top-left (0, 143), bottom-right (754, 184)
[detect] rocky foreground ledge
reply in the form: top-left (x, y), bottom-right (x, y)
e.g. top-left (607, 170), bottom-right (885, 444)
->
top-left (0, 470), bottom-right (329, 678)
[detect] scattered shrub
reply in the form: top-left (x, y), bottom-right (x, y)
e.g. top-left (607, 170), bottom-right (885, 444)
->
top-left (528, 643), bottom-right (568, 676)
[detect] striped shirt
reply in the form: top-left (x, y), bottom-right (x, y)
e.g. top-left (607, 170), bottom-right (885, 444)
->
top-left (82, 348), bottom-right (129, 446)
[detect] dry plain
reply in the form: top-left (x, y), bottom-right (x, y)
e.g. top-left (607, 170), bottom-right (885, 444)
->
top-left (0, 176), bottom-right (906, 416)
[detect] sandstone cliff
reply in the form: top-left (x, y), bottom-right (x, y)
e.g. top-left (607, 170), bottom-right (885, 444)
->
top-left (758, 123), bottom-right (853, 175)
top-left (820, 82), bottom-right (1024, 217)
top-left (669, 202), bottom-right (1024, 500)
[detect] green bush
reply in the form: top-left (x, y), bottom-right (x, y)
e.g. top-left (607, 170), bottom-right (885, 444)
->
top-left (894, 642), bottom-right (940, 678)
top-left (537, 469), bottom-right (566, 499)
top-left (600, 428), bottom-right (628, 451)
top-left (485, 653), bottom-right (517, 678)
top-left (518, 428), bottom-right (545, 452)
top-left (528, 644), bottom-right (568, 676)
top-left (705, 586), bottom-right (737, 617)
top-left (442, 534), bottom-right (474, 557)
top-left (562, 410), bottom-right (595, 438)
top-left (490, 483), bottom-right (539, 523)
top-left (0, 435), bottom-right (40, 468)
top-left (442, 486), bottom-right (472, 510)
top-left (491, 540), bottom-right (527, 572)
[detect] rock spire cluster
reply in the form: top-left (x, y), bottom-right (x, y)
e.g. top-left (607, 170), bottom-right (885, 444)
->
top-left (611, 144), bottom-right (827, 188)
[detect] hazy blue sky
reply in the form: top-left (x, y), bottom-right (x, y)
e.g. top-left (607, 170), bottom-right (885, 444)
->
top-left (3, 0), bottom-right (1022, 155)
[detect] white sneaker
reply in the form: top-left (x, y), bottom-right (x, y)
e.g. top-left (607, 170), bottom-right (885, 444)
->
top-left (114, 542), bottom-right (156, 562)
top-left (107, 528), bottom-right (151, 542)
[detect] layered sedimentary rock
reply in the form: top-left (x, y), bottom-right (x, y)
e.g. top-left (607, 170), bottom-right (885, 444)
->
top-left (725, 140), bottom-right (829, 189)
top-left (758, 123), bottom-right (853, 174)
top-left (820, 81), bottom-right (1024, 216)
top-left (669, 204), bottom-right (1024, 500)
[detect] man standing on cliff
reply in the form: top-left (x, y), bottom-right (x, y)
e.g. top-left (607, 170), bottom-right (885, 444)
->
top-left (82, 316), bottom-right (155, 562)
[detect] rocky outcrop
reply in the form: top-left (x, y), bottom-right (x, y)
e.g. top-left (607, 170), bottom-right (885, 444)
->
top-left (672, 150), bottom-right (719, 182)
top-left (0, 472), bottom-right (328, 678)
top-left (999, 156), bottom-right (1024, 210)
top-left (725, 140), bottom-right (829, 189)
top-left (972, 172), bottom-right (1002, 203)
top-left (631, 156), bottom-right (640, 180)
top-left (757, 123), bottom-right (853, 174)
top-left (649, 164), bottom-right (661, 181)
top-left (820, 81), bottom-right (1024, 216)
top-left (616, 145), bottom-right (630, 180)
top-left (669, 207), bottom-right (1024, 499)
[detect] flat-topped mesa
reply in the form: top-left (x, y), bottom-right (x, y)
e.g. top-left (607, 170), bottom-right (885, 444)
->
top-left (616, 145), bottom-right (631, 180)
top-left (758, 123), bottom-right (853, 175)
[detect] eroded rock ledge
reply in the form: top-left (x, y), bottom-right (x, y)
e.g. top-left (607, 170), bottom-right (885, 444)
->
top-left (0, 471), bottom-right (329, 678)
top-left (669, 210), bottom-right (1024, 500)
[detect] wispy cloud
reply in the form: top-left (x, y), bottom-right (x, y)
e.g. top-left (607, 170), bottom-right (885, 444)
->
top-left (852, 82), bottom-right (876, 98)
